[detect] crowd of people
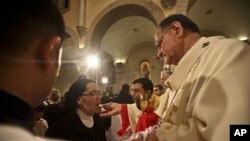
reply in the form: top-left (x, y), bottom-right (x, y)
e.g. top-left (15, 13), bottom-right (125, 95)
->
top-left (0, 1), bottom-right (249, 141)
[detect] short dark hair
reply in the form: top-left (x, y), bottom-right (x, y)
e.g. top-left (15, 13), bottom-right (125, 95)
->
top-left (64, 79), bottom-right (95, 112)
top-left (0, 0), bottom-right (65, 57)
top-left (132, 78), bottom-right (153, 94)
top-left (154, 84), bottom-right (163, 91)
top-left (121, 83), bottom-right (130, 92)
top-left (159, 14), bottom-right (200, 34)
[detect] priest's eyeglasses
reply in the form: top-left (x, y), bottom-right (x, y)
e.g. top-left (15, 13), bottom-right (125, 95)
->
top-left (155, 27), bottom-right (171, 49)
top-left (155, 32), bottom-right (167, 49)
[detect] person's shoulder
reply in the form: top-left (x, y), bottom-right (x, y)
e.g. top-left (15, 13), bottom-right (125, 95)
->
top-left (48, 113), bottom-right (71, 129)
top-left (210, 36), bottom-right (249, 48)
top-left (204, 36), bottom-right (250, 54)
top-left (45, 113), bottom-right (72, 138)
top-left (219, 38), bottom-right (249, 54)
top-left (0, 125), bottom-right (33, 140)
top-left (0, 124), bottom-right (65, 141)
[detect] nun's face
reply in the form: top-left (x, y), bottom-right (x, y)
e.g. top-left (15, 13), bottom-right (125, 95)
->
top-left (77, 82), bottom-right (102, 116)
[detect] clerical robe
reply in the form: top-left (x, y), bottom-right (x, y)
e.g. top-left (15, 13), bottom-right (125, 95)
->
top-left (128, 36), bottom-right (250, 141)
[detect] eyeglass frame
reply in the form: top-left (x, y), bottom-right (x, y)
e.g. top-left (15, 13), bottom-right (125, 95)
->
top-left (155, 27), bottom-right (172, 49)
top-left (81, 91), bottom-right (102, 97)
top-left (131, 88), bottom-right (142, 94)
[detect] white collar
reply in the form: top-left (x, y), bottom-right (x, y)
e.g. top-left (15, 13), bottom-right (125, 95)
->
top-left (76, 108), bottom-right (94, 128)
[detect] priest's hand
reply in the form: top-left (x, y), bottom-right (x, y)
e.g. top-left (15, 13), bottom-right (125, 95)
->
top-left (99, 102), bottom-right (121, 116)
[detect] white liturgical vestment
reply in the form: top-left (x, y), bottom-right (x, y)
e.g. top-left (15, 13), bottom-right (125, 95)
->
top-left (128, 36), bottom-right (250, 141)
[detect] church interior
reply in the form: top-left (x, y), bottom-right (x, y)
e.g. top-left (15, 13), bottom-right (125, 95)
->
top-left (54, 0), bottom-right (250, 95)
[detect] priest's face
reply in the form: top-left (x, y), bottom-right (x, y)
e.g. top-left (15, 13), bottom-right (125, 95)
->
top-left (155, 23), bottom-right (186, 65)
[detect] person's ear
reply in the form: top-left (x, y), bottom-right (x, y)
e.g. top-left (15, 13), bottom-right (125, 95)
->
top-left (170, 21), bottom-right (184, 38)
top-left (77, 97), bottom-right (83, 105)
top-left (40, 36), bottom-right (62, 69)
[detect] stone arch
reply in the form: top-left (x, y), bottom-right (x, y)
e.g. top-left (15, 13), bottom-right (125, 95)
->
top-left (176, 0), bottom-right (194, 14)
top-left (65, 26), bottom-right (80, 50)
top-left (85, 0), bottom-right (165, 50)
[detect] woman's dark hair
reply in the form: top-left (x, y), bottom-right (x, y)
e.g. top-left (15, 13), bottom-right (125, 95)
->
top-left (63, 79), bottom-right (95, 113)
top-left (159, 13), bottom-right (200, 34)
